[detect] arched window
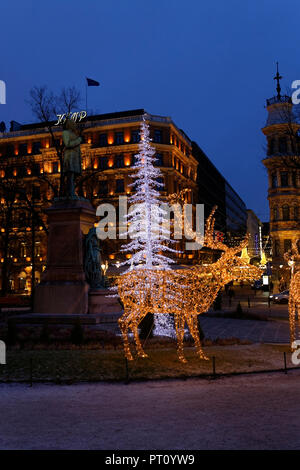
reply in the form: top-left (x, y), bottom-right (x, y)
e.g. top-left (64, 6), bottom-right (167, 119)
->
top-left (282, 205), bottom-right (290, 221)
top-left (292, 172), bottom-right (297, 187)
top-left (271, 173), bottom-right (278, 188)
top-left (279, 137), bottom-right (287, 154)
top-left (280, 171), bottom-right (289, 187)
top-left (273, 206), bottom-right (279, 221)
top-left (284, 239), bottom-right (292, 253)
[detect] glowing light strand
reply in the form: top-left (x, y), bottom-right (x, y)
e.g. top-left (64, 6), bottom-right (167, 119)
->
top-left (284, 239), bottom-right (300, 348)
top-left (117, 206), bottom-right (262, 363)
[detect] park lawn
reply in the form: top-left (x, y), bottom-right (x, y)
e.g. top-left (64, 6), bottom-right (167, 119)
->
top-left (0, 343), bottom-right (296, 383)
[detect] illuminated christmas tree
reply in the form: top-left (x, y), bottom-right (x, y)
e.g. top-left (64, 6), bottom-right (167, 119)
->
top-left (121, 114), bottom-right (177, 335)
top-left (122, 114), bottom-right (176, 269)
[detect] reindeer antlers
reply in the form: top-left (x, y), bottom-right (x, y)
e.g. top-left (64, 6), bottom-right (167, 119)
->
top-left (284, 238), bottom-right (300, 263)
top-left (204, 206), bottom-right (228, 251)
top-left (204, 206), bottom-right (249, 254)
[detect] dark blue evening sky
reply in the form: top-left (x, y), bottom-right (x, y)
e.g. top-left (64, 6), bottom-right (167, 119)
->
top-left (1, 0), bottom-right (300, 221)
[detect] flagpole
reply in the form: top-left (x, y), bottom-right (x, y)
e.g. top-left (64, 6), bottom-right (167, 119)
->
top-left (85, 81), bottom-right (88, 114)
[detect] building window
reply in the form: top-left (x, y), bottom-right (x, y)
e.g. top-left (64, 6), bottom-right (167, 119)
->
top-left (280, 172), bottom-right (289, 187)
top-left (19, 143), bottom-right (27, 156)
top-left (32, 142), bottom-right (41, 154)
top-left (273, 206), bottom-right (279, 221)
top-left (4, 167), bottom-right (12, 178)
top-left (98, 180), bottom-right (108, 197)
top-left (154, 129), bottom-right (162, 143)
top-left (115, 154), bottom-right (124, 168)
top-left (18, 165), bottom-right (27, 178)
top-left (279, 137), bottom-right (287, 154)
top-left (292, 172), bottom-right (297, 187)
top-left (116, 179), bottom-right (124, 193)
top-left (115, 132), bottom-right (124, 145)
top-left (99, 134), bottom-right (107, 146)
top-left (269, 139), bottom-right (275, 155)
top-left (156, 177), bottom-right (164, 191)
top-left (295, 206), bottom-right (299, 220)
top-left (99, 157), bottom-right (108, 170)
top-left (19, 211), bottom-right (28, 227)
top-left (155, 153), bottom-right (163, 166)
top-left (32, 185), bottom-right (41, 200)
top-left (271, 173), bottom-right (278, 188)
top-left (20, 243), bottom-right (28, 258)
top-left (34, 242), bottom-right (41, 257)
top-left (274, 239), bottom-right (280, 257)
top-left (284, 239), bottom-right (292, 253)
top-left (131, 130), bottom-right (140, 143)
top-left (53, 161), bottom-right (59, 174)
top-left (282, 205), bottom-right (290, 221)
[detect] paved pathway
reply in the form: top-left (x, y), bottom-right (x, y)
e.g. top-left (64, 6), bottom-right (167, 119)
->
top-left (1, 372), bottom-right (300, 449)
top-left (200, 317), bottom-right (293, 343)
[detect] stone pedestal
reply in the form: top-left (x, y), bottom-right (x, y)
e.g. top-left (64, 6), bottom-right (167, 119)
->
top-left (34, 198), bottom-right (95, 315)
top-left (88, 288), bottom-right (123, 315)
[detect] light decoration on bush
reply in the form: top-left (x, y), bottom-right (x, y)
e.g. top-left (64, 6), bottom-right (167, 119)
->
top-left (284, 239), bottom-right (300, 347)
top-left (117, 206), bottom-right (262, 363)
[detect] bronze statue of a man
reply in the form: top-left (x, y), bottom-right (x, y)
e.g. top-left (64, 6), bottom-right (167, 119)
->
top-left (62, 118), bottom-right (82, 198)
top-left (84, 227), bottom-right (104, 288)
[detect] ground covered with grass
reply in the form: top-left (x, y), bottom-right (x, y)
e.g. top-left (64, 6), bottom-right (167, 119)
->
top-left (0, 342), bottom-right (295, 383)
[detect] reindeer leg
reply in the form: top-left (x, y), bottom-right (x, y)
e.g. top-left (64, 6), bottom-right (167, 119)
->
top-left (118, 311), bottom-right (134, 361)
top-left (289, 298), bottom-right (296, 350)
top-left (174, 313), bottom-right (187, 363)
top-left (186, 314), bottom-right (209, 361)
top-left (131, 310), bottom-right (149, 359)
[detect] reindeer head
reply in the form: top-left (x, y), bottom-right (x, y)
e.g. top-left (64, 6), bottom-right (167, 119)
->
top-left (204, 206), bottom-right (262, 284)
top-left (284, 239), bottom-right (300, 272)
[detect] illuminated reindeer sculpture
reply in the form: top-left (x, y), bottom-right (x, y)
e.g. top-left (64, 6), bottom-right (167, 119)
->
top-left (117, 207), bottom-right (262, 363)
top-left (284, 240), bottom-right (300, 347)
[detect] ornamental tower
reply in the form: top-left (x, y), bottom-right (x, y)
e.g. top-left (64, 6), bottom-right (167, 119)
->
top-left (262, 64), bottom-right (300, 283)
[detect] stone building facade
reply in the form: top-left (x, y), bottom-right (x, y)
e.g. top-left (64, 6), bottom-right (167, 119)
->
top-left (262, 71), bottom-right (300, 283)
top-left (0, 109), bottom-right (199, 293)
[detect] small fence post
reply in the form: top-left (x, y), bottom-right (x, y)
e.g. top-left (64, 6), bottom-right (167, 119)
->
top-left (29, 358), bottom-right (33, 387)
top-left (283, 352), bottom-right (287, 374)
top-left (125, 357), bottom-right (130, 384)
top-left (212, 356), bottom-right (216, 378)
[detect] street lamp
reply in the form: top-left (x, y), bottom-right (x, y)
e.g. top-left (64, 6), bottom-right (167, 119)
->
top-left (101, 260), bottom-right (108, 275)
top-left (288, 259), bottom-right (295, 275)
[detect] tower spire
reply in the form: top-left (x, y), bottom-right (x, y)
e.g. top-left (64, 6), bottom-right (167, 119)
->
top-left (274, 62), bottom-right (282, 100)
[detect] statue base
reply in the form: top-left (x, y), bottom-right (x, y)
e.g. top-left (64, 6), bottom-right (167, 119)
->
top-left (88, 288), bottom-right (123, 315)
top-left (34, 198), bottom-right (95, 315)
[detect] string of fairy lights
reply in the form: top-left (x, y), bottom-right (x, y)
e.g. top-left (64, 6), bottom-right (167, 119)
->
top-left (284, 239), bottom-right (300, 348)
top-left (117, 203), bottom-right (262, 363)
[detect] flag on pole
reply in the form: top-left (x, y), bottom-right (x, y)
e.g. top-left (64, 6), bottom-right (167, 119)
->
top-left (86, 77), bottom-right (100, 87)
